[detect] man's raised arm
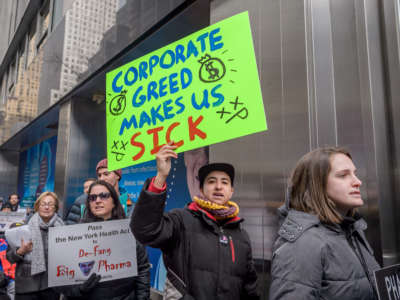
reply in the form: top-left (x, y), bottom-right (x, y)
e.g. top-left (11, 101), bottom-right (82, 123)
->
top-left (130, 142), bottom-right (179, 248)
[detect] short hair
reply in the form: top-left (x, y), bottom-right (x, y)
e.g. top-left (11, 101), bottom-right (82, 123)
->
top-left (84, 180), bottom-right (126, 221)
top-left (8, 193), bottom-right (19, 200)
top-left (289, 147), bottom-right (354, 224)
top-left (85, 178), bottom-right (97, 183)
top-left (34, 191), bottom-right (60, 212)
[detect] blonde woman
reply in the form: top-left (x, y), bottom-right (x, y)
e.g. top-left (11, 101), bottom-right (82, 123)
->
top-left (269, 147), bottom-right (380, 300)
top-left (6, 192), bottom-right (64, 300)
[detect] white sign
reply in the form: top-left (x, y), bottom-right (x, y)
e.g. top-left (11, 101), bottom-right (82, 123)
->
top-left (5, 225), bottom-right (32, 261)
top-left (48, 219), bottom-right (137, 287)
top-left (0, 212), bottom-right (26, 231)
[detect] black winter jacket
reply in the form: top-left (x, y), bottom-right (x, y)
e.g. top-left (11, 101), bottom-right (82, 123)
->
top-left (59, 216), bottom-right (151, 300)
top-left (64, 194), bottom-right (87, 225)
top-left (131, 178), bottom-right (259, 300)
top-left (0, 272), bottom-right (10, 300)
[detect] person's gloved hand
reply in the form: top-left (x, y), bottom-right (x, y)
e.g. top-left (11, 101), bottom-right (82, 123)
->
top-left (79, 273), bottom-right (101, 294)
top-left (0, 271), bottom-right (7, 288)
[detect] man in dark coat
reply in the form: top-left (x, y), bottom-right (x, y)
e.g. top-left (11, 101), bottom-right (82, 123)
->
top-left (6, 194), bottom-right (19, 212)
top-left (131, 143), bottom-right (259, 300)
top-left (64, 178), bottom-right (96, 225)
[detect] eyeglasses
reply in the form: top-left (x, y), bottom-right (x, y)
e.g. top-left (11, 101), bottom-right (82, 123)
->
top-left (39, 203), bottom-right (56, 208)
top-left (88, 192), bottom-right (111, 202)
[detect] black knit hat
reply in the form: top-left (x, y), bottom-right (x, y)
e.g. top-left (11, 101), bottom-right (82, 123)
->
top-left (198, 163), bottom-right (235, 188)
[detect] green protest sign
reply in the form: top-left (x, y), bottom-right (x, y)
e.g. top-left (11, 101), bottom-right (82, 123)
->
top-left (106, 11), bottom-right (267, 170)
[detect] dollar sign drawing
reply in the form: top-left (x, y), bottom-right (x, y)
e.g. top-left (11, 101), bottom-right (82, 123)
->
top-left (113, 96), bottom-right (123, 113)
top-left (198, 55), bottom-right (226, 83)
top-left (109, 91), bottom-right (126, 116)
top-left (205, 61), bottom-right (219, 80)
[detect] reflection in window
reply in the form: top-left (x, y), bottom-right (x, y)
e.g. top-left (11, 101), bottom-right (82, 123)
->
top-left (37, 0), bottom-right (50, 50)
top-left (8, 61), bottom-right (16, 93)
top-left (14, 55), bottom-right (19, 87)
top-left (53, 0), bottom-right (118, 99)
top-left (51, 0), bottom-right (66, 31)
top-left (0, 76), bottom-right (4, 105)
top-left (18, 41), bottom-right (27, 73)
top-left (27, 18), bottom-right (37, 67)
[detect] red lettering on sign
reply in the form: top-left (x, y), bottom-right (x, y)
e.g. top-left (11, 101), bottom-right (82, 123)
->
top-left (129, 116), bottom-right (207, 161)
top-left (166, 122), bottom-right (183, 147)
top-left (56, 265), bottom-right (75, 279)
top-left (188, 116), bottom-right (206, 141)
top-left (78, 249), bottom-right (86, 257)
top-left (131, 132), bottom-right (145, 161)
top-left (97, 260), bottom-right (132, 272)
top-left (147, 126), bottom-right (165, 155)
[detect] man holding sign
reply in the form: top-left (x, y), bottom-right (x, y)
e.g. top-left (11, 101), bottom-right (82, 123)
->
top-left (132, 143), bottom-right (259, 300)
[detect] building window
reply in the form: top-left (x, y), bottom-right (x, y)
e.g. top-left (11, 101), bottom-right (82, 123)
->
top-left (14, 54), bottom-right (20, 86)
top-left (0, 76), bottom-right (4, 104)
top-left (36, 0), bottom-right (50, 50)
top-left (18, 40), bottom-right (27, 72)
top-left (27, 17), bottom-right (37, 67)
top-left (8, 60), bottom-right (16, 93)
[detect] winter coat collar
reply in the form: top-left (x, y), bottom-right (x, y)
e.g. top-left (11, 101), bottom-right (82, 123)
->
top-left (329, 214), bottom-right (368, 233)
top-left (278, 209), bottom-right (320, 242)
top-left (278, 203), bottom-right (368, 242)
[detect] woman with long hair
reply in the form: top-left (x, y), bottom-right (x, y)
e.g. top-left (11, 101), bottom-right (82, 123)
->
top-left (84, 180), bottom-right (126, 222)
top-left (269, 147), bottom-right (380, 300)
top-left (59, 180), bottom-right (150, 300)
top-left (7, 192), bottom-right (63, 300)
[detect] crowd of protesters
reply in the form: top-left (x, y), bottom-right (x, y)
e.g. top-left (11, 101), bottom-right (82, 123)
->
top-left (0, 146), bottom-right (382, 300)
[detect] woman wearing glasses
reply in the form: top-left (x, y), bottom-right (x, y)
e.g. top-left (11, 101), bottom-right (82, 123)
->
top-left (269, 147), bottom-right (380, 300)
top-left (7, 191), bottom-right (64, 300)
top-left (60, 180), bottom-right (150, 300)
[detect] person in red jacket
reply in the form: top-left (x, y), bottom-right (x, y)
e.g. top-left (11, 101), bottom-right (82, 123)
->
top-left (0, 238), bottom-right (14, 300)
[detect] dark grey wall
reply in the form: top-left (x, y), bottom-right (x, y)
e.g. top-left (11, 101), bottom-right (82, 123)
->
top-left (54, 97), bottom-right (107, 214)
top-left (381, 0), bottom-right (400, 266)
top-left (209, 0), bottom-right (399, 298)
top-left (0, 1), bottom-right (14, 63)
top-left (0, 0), bottom-right (30, 64)
top-left (0, 150), bottom-right (19, 201)
top-left (15, 0), bottom-right (30, 32)
top-left (37, 18), bottom-right (65, 114)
